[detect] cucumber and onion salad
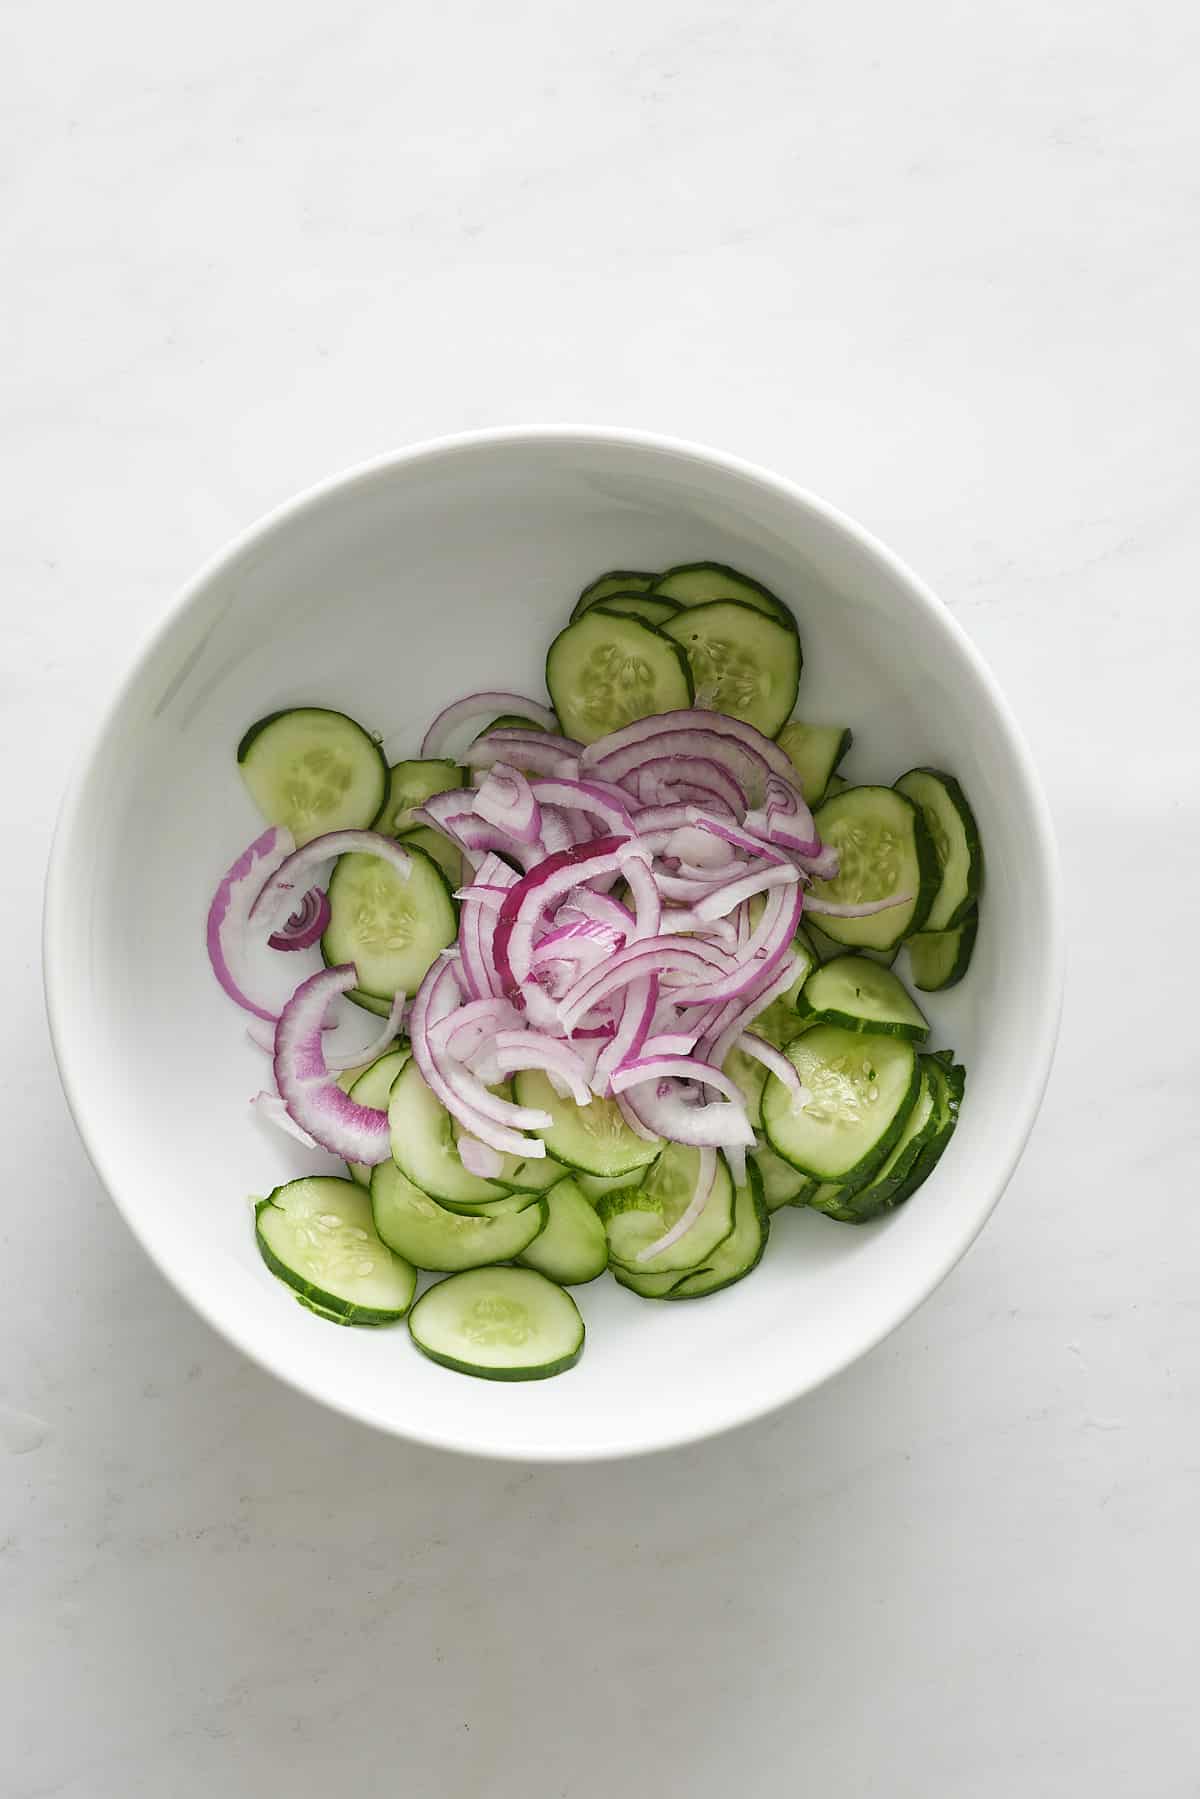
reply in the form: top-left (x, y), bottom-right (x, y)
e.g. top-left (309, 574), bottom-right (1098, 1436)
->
top-left (207, 560), bottom-right (981, 1381)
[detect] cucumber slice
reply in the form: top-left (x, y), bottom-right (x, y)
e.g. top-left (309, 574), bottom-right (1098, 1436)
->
top-left (894, 768), bottom-right (981, 931)
top-left (808, 1182), bottom-right (847, 1216)
top-left (576, 1168), bottom-right (651, 1204)
top-left (667, 1162), bottom-right (769, 1298)
top-left (612, 1262), bottom-right (700, 1298)
top-left (475, 713), bottom-right (549, 737)
top-left (512, 1069), bottom-right (661, 1178)
top-left (775, 721), bottom-right (852, 805)
top-left (398, 824), bottom-right (462, 889)
top-left (823, 773), bottom-right (852, 799)
top-left (238, 708), bottom-right (388, 847)
top-left (599, 1145), bottom-right (735, 1274)
top-left (723, 1047), bottom-right (768, 1128)
top-left (594, 592), bottom-right (681, 627)
top-left (545, 608), bottom-right (693, 746)
top-left (571, 569), bottom-right (658, 620)
top-left (322, 841), bottom-right (456, 1002)
top-left (408, 1267), bottom-right (584, 1381)
top-left (808, 1063), bottom-right (938, 1222)
top-left (517, 1176), bottom-right (609, 1285)
top-left (907, 907), bottom-right (979, 991)
top-left (494, 1152), bottom-right (569, 1194)
top-left (892, 1054), bottom-right (964, 1201)
top-left (374, 757), bottom-right (462, 838)
top-left (650, 561), bottom-right (795, 628)
top-left (661, 600), bottom-right (800, 739)
top-left (370, 1162), bottom-right (546, 1271)
top-left (805, 919), bottom-right (898, 969)
top-left (345, 1046), bottom-right (411, 1184)
top-left (753, 1143), bottom-right (817, 1211)
top-left (255, 1177), bottom-right (415, 1324)
top-left (796, 955), bottom-right (929, 1040)
top-left (762, 1025), bottom-right (920, 1186)
top-left (388, 1058), bottom-right (511, 1207)
top-left (808, 786), bottom-right (939, 951)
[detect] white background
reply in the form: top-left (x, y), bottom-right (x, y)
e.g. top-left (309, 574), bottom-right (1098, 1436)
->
top-left (5, 1), bottom-right (1199, 1793)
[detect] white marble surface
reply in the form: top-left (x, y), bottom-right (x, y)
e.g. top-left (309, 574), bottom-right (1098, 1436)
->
top-left (5, 0), bottom-right (1199, 1791)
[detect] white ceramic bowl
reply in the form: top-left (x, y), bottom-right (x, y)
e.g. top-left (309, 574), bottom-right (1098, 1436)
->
top-left (45, 428), bottom-right (1062, 1461)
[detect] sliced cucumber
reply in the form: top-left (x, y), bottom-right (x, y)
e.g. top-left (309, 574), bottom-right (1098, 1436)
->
top-left (823, 773), bottom-right (852, 799)
top-left (475, 713), bottom-right (548, 737)
top-left (753, 1143), bottom-right (817, 1211)
top-left (808, 786), bottom-right (939, 951)
top-left (599, 1145), bottom-right (735, 1274)
top-left (370, 1162), bottom-right (545, 1271)
top-left (409, 1267), bottom-right (584, 1381)
top-left (576, 1168), bottom-right (651, 1204)
top-left (374, 757), bottom-right (462, 838)
top-left (808, 1181), bottom-right (847, 1216)
top-left (808, 1063), bottom-right (938, 1222)
top-left (571, 569), bottom-right (658, 620)
top-left (894, 768), bottom-right (981, 931)
top-left (238, 708), bottom-right (388, 847)
top-left (722, 1046), bottom-right (768, 1127)
top-left (650, 561), bottom-right (795, 628)
top-left (805, 919), bottom-right (898, 969)
top-left (322, 841), bottom-right (456, 1003)
top-left (512, 1069), bottom-right (661, 1178)
top-left (494, 1151), bottom-right (569, 1194)
top-left (255, 1177), bottom-right (415, 1323)
top-left (667, 1162), bottom-right (769, 1298)
top-left (762, 1025), bottom-right (920, 1186)
top-left (398, 824), bottom-right (462, 889)
top-left (661, 600), bottom-right (800, 739)
top-left (345, 1046), bottom-right (411, 1184)
top-left (546, 608), bottom-right (693, 746)
top-left (348, 987), bottom-right (396, 1018)
top-left (517, 1176), bottom-right (609, 1285)
top-left (775, 721), bottom-right (852, 805)
top-left (388, 1058), bottom-right (511, 1207)
top-left (594, 592), bottom-right (681, 628)
top-left (796, 956), bottom-right (929, 1040)
top-left (887, 1053), bottom-right (964, 1204)
top-left (612, 1261), bottom-right (699, 1299)
top-left (907, 907), bottom-right (979, 991)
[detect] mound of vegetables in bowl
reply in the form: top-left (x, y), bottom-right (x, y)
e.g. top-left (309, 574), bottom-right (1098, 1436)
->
top-left (207, 560), bottom-right (982, 1382)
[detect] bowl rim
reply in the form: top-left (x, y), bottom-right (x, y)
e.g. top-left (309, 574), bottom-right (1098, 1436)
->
top-left (43, 424), bottom-right (1064, 1462)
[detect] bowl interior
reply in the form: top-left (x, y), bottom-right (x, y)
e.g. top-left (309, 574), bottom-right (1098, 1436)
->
top-left (47, 432), bottom-right (1060, 1459)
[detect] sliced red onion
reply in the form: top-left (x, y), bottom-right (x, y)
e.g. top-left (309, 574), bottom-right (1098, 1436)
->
top-left (620, 1081), bottom-right (754, 1149)
top-left (725, 1143), bottom-right (747, 1190)
top-left (630, 754), bottom-right (748, 815)
top-left (474, 764), bottom-right (542, 844)
top-left (703, 950), bottom-right (805, 1070)
top-left (558, 938), bottom-right (736, 1035)
top-left (250, 831), bottom-right (412, 932)
top-left (453, 882), bottom-right (511, 912)
top-left (252, 1090), bottom-right (321, 1149)
top-left (458, 1135), bottom-right (505, 1179)
top-left (793, 842), bottom-right (841, 881)
top-left (666, 886), bottom-right (804, 1006)
top-left (736, 1032), bottom-right (810, 1109)
top-left (587, 727), bottom-right (772, 804)
top-left (206, 826), bottom-right (295, 1022)
top-left (267, 886), bottom-right (331, 951)
top-left (657, 906), bottom-right (737, 944)
top-left (592, 974), bottom-right (657, 1094)
top-left (615, 1090), bottom-right (661, 1142)
top-left (611, 1056), bottom-right (747, 1105)
top-left (421, 692), bottom-right (558, 758)
top-left (464, 729), bottom-right (582, 777)
top-left (272, 965), bottom-right (393, 1164)
top-left (557, 889), bottom-right (635, 937)
top-left (693, 861), bottom-right (799, 920)
top-left (492, 836), bottom-right (640, 1000)
top-left (410, 959), bottom-right (549, 1156)
top-left (526, 777), bottom-right (637, 838)
top-left (635, 1146), bottom-right (718, 1263)
top-left (640, 1031), bottom-right (700, 1058)
top-left (493, 1031), bottom-right (593, 1106)
top-left (323, 988), bottom-right (407, 1071)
